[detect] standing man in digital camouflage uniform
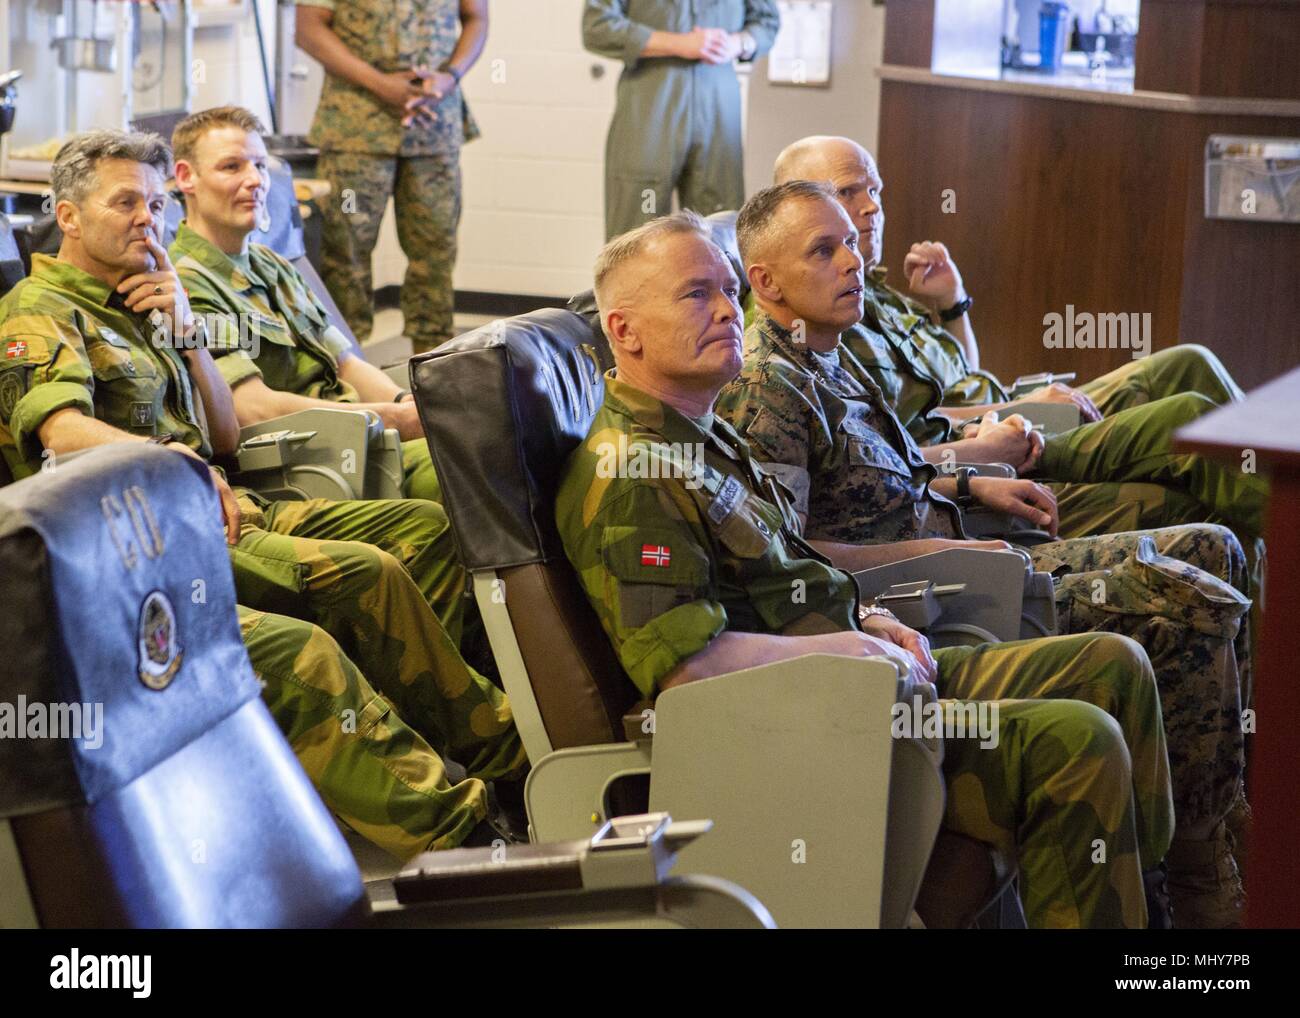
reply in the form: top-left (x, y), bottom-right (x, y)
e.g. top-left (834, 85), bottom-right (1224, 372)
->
top-left (715, 181), bottom-right (1251, 927)
top-left (557, 209), bottom-right (1178, 929)
top-left (583, 0), bottom-right (780, 239)
top-left (0, 131), bottom-right (523, 856)
top-left (296, 0), bottom-right (487, 352)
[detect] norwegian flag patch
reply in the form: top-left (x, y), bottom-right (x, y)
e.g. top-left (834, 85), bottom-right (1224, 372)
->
top-left (5, 340), bottom-right (27, 359)
top-left (641, 544), bottom-right (671, 568)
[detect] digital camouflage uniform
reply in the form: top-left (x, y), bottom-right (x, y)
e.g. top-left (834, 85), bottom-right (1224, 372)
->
top-left (557, 372), bottom-right (1174, 928)
top-left (715, 312), bottom-right (1251, 922)
top-left (850, 269), bottom-right (1265, 546)
top-left (170, 222), bottom-right (443, 506)
top-left (583, 0), bottom-right (780, 239)
top-left (0, 254), bottom-right (525, 852)
top-left (300, 0), bottom-right (476, 351)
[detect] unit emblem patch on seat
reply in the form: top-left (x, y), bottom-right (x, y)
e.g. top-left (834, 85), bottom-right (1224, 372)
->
top-left (138, 590), bottom-right (183, 690)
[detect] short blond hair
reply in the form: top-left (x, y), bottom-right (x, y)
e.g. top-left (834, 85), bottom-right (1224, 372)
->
top-left (592, 210), bottom-right (714, 315)
top-left (170, 105), bottom-right (266, 169)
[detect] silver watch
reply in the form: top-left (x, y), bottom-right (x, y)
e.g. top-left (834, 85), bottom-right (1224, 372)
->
top-left (858, 603), bottom-right (899, 625)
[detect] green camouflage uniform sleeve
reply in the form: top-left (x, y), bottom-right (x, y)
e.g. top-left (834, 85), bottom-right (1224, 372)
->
top-left (742, 1), bottom-right (782, 57)
top-left (181, 280), bottom-right (267, 392)
top-left (560, 471), bottom-right (725, 699)
top-left (0, 311), bottom-right (95, 473)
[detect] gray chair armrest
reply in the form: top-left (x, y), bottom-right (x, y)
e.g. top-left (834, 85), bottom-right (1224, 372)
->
top-left (997, 399), bottom-right (1081, 436)
top-left (231, 407), bottom-right (402, 501)
top-left (854, 547), bottom-right (1030, 644)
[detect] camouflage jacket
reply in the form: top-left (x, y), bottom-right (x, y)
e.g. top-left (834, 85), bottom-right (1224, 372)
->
top-left (298, 0), bottom-right (480, 156)
top-left (556, 372), bottom-right (860, 698)
top-left (856, 267), bottom-right (1008, 444)
top-left (715, 310), bottom-right (962, 546)
top-left (170, 221), bottom-right (358, 400)
top-left (0, 255), bottom-right (209, 480)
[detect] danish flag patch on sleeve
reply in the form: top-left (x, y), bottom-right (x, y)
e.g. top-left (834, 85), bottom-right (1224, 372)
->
top-left (641, 544), bottom-right (671, 568)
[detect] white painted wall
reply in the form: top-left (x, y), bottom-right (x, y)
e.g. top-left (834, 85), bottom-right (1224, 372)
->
top-left (744, 0), bottom-right (886, 194)
top-left (3, 0), bottom-right (887, 300)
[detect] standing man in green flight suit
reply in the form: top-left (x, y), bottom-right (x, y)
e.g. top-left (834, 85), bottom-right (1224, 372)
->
top-left (583, 0), bottom-right (780, 240)
top-left (167, 106), bottom-right (443, 507)
top-left (557, 210), bottom-right (1177, 929)
top-left (296, 0), bottom-right (487, 353)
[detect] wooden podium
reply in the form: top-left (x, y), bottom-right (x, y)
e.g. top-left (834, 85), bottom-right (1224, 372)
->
top-left (1176, 366), bottom-right (1300, 928)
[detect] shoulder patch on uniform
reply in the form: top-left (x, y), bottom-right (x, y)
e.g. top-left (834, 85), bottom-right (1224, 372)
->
top-left (0, 367), bottom-right (28, 422)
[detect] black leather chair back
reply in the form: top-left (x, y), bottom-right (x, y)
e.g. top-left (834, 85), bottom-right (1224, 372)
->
top-left (0, 443), bottom-right (367, 927)
top-left (411, 309), bottom-right (612, 570)
top-left (0, 213), bottom-right (25, 296)
top-left (410, 310), bottom-right (637, 748)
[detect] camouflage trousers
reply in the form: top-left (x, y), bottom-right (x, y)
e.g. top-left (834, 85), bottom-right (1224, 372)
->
top-left (228, 491), bottom-right (522, 782)
top-left (1078, 344), bottom-right (1244, 416)
top-left (401, 437), bottom-right (443, 504)
top-left (1037, 392), bottom-right (1267, 543)
top-left (317, 149), bottom-right (462, 353)
top-left (238, 605), bottom-right (488, 859)
top-left (1030, 524), bottom-right (1251, 841)
top-left (933, 631), bottom-right (1173, 929)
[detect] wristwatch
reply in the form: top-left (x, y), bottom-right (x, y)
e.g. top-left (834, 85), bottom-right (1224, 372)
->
top-left (858, 603), bottom-right (900, 626)
top-left (954, 466), bottom-right (977, 507)
top-left (939, 294), bottom-right (973, 323)
top-left (148, 431), bottom-right (184, 448)
top-left (394, 390), bottom-right (412, 403)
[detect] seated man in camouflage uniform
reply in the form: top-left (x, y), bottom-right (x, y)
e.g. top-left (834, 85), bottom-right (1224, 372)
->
top-left (764, 136), bottom-right (1266, 552)
top-left (165, 106), bottom-right (443, 507)
top-left (558, 210), bottom-right (1177, 929)
top-left (715, 181), bottom-right (1252, 927)
top-left (0, 129), bottom-right (523, 853)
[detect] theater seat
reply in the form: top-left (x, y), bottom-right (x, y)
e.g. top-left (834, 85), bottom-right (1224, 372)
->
top-left (409, 308), bottom-right (957, 928)
top-left (0, 443), bottom-right (769, 929)
top-left (0, 443), bottom-right (369, 928)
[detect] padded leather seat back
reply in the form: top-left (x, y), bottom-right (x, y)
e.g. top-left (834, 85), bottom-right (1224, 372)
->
top-left (0, 213), bottom-right (25, 296)
top-left (0, 443), bottom-right (366, 927)
top-left (251, 157), bottom-right (360, 355)
top-left (410, 309), bottom-right (636, 748)
top-left (704, 209), bottom-right (745, 297)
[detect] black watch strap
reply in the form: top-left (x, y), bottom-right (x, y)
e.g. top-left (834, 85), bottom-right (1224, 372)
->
top-left (939, 295), bottom-right (973, 322)
top-left (955, 466), bottom-right (976, 505)
top-left (394, 390), bottom-right (411, 403)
